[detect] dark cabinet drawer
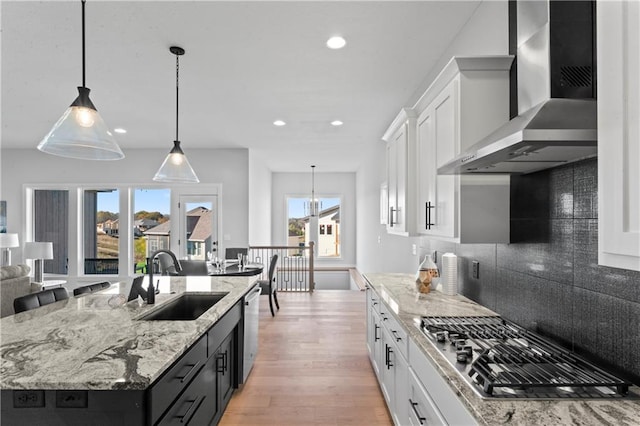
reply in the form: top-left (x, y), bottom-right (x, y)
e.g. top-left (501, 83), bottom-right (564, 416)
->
top-left (157, 354), bottom-right (217, 426)
top-left (149, 336), bottom-right (207, 425)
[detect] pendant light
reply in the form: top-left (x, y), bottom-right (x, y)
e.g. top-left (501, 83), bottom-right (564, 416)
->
top-left (305, 165), bottom-right (320, 217)
top-left (153, 46), bottom-right (199, 183)
top-left (38, 0), bottom-right (124, 161)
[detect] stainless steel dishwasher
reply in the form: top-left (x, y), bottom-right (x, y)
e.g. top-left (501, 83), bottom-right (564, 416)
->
top-left (242, 284), bottom-right (261, 383)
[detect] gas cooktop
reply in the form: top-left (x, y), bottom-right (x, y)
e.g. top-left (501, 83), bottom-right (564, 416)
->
top-left (420, 316), bottom-right (634, 399)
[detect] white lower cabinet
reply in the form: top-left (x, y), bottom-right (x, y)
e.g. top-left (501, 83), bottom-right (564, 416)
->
top-left (381, 324), bottom-right (409, 426)
top-left (366, 287), bottom-right (382, 378)
top-left (408, 368), bottom-right (446, 426)
top-left (366, 286), bottom-right (476, 425)
top-left (409, 339), bottom-right (477, 425)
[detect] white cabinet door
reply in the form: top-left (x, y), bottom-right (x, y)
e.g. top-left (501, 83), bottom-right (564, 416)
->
top-left (598, 1), bottom-right (640, 271)
top-left (383, 108), bottom-right (417, 236)
top-left (380, 323), bottom-right (409, 426)
top-left (387, 141), bottom-right (398, 232)
top-left (427, 79), bottom-right (458, 238)
top-left (366, 288), bottom-right (382, 378)
top-left (386, 125), bottom-right (408, 234)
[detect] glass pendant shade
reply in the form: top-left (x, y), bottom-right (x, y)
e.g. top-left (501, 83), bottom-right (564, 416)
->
top-left (153, 141), bottom-right (199, 183)
top-left (38, 87), bottom-right (124, 160)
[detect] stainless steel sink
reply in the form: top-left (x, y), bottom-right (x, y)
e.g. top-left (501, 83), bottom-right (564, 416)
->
top-left (139, 293), bottom-right (229, 321)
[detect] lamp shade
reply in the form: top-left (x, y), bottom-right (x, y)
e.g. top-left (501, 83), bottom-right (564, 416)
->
top-left (0, 233), bottom-right (19, 248)
top-left (38, 87), bottom-right (125, 160)
top-left (24, 242), bottom-right (54, 260)
top-left (153, 141), bottom-right (199, 183)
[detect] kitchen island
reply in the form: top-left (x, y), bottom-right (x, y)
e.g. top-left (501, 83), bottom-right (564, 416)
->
top-left (365, 273), bottom-right (640, 426)
top-left (0, 275), bottom-right (258, 425)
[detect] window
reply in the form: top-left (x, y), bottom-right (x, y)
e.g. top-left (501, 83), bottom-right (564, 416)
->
top-left (287, 196), bottom-right (341, 258)
top-left (84, 189), bottom-right (119, 274)
top-left (182, 200), bottom-right (214, 261)
top-left (134, 188), bottom-right (171, 273)
top-left (27, 185), bottom-right (217, 277)
top-left (316, 198), bottom-right (340, 258)
top-left (34, 190), bottom-right (69, 275)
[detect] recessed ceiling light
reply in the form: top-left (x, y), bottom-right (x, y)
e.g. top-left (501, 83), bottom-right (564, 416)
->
top-left (331, 120), bottom-right (343, 126)
top-left (114, 128), bottom-right (127, 134)
top-left (326, 36), bottom-right (346, 49)
top-left (273, 120), bottom-right (286, 126)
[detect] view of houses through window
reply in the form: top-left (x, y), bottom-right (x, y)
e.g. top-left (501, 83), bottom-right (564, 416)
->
top-left (84, 189), bottom-right (120, 274)
top-left (288, 197), bottom-right (341, 258)
top-left (133, 189), bottom-right (171, 273)
top-left (84, 188), bottom-right (172, 274)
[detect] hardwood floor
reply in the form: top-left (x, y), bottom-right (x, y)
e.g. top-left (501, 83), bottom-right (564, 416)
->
top-left (219, 290), bottom-right (393, 426)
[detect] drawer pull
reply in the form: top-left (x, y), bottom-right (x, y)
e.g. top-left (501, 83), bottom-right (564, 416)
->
top-left (380, 313), bottom-right (388, 321)
top-left (180, 395), bottom-right (205, 424)
top-left (409, 399), bottom-right (426, 425)
top-left (391, 330), bottom-right (402, 342)
top-left (374, 324), bottom-right (380, 342)
top-left (385, 345), bottom-right (394, 369)
top-left (176, 362), bottom-right (201, 384)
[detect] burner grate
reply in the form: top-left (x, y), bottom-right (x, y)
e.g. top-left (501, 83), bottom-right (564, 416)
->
top-left (421, 316), bottom-right (632, 399)
top-left (469, 331), bottom-right (630, 397)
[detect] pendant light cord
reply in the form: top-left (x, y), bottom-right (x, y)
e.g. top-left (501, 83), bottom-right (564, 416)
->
top-left (176, 54), bottom-right (180, 141)
top-left (81, 0), bottom-right (86, 88)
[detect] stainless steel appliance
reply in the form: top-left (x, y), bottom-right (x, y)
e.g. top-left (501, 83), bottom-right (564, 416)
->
top-left (420, 316), bottom-right (633, 399)
top-left (438, 0), bottom-right (598, 175)
top-left (242, 284), bottom-right (261, 383)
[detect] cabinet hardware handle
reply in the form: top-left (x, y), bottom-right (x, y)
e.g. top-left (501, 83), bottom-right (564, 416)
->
top-left (223, 351), bottom-right (228, 374)
top-left (391, 330), bottom-right (402, 342)
top-left (385, 344), bottom-right (389, 367)
top-left (180, 395), bottom-right (205, 424)
top-left (389, 207), bottom-right (395, 227)
top-left (374, 324), bottom-right (380, 342)
top-left (176, 361), bottom-right (201, 384)
top-left (381, 313), bottom-right (388, 321)
top-left (386, 345), bottom-right (394, 369)
top-left (425, 201), bottom-right (435, 230)
top-left (216, 353), bottom-right (225, 374)
top-left (409, 399), bottom-right (426, 425)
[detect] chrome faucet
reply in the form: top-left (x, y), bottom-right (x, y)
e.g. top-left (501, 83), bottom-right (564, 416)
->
top-left (146, 249), bottom-right (182, 304)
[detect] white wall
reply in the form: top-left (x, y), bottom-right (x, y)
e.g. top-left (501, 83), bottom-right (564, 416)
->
top-left (271, 171), bottom-right (356, 266)
top-left (248, 151), bottom-right (272, 245)
top-left (0, 148), bottom-right (249, 266)
top-left (356, 0), bottom-right (509, 275)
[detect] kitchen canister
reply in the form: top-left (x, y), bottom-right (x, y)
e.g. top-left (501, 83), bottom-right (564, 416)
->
top-left (440, 253), bottom-right (458, 295)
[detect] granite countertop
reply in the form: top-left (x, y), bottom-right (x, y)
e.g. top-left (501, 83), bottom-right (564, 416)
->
top-left (0, 275), bottom-right (258, 391)
top-left (364, 273), bottom-right (640, 426)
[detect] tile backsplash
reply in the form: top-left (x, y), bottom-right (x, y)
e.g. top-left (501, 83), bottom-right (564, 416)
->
top-left (420, 158), bottom-right (640, 384)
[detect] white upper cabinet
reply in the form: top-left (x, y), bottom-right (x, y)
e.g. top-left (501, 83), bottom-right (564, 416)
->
top-left (598, 2), bottom-right (640, 271)
top-left (383, 108), bottom-right (417, 236)
top-left (414, 56), bottom-right (513, 242)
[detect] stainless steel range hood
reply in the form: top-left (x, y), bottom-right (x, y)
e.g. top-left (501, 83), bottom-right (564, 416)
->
top-left (439, 0), bottom-right (597, 175)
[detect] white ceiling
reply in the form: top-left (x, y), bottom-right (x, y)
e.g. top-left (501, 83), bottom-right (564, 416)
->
top-left (1, 0), bottom-right (482, 172)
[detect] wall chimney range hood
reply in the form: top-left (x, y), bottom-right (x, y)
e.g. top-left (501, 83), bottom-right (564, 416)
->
top-left (438, 1), bottom-right (597, 175)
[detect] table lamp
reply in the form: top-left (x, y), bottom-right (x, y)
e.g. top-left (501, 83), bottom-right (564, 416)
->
top-left (24, 242), bottom-right (54, 283)
top-left (0, 233), bottom-right (20, 266)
